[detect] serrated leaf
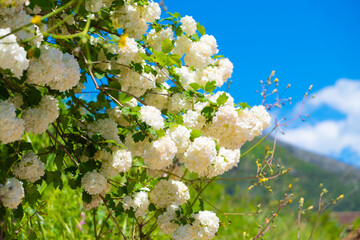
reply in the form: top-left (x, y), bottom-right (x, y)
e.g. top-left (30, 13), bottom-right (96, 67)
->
top-left (201, 106), bottom-right (216, 119)
top-left (161, 39), bottom-right (173, 53)
top-left (132, 132), bottom-right (146, 143)
top-left (205, 81), bottom-right (217, 92)
top-left (190, 129), bottom-right (203, 141)
top-left (24, 87), bottom-right (42, 107)
top-left (197, 22), bottom-right (206, 36)
top-left (216, 93), bottom-right (229, 106)
top-left (174, 25), bottom-right (183, 36)
top-left (213, 55), bottom-right (224, 59)
top-left (82, 191), bottom-right (92, 203)
top-left (54, 151), bottom-right (64, 170)
top-left (169, 54), bottom-right (182, 67)
top-left (189, 83), bottom-right (201, 91)
top-left (13, 204), bottom-right (23, 220)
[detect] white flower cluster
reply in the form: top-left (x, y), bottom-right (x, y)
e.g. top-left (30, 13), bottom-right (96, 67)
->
top-left (0, 0), bottom-right (28, 9)
top-left (181, 137), bottom-right (217, 176)
top-left (0, 99), bottom-right (24, 144)
top-left (0, 9), bottom-right (43, 47)
top-left (146, 27), bottom-right (174, 51)
top-left (124, 133), bottom-right (148, 158)
top-left (0, 28), bottom-right (29, 78)
top-left (123, 191), bottom-right (150, 217)
top-left (195, 58), bottom-right (234, 87)
top-left (81, 170), bottom-right (108, 195)
top-left (22, 95), bottom-right (59, 134)
top-left (88, 118), bottom-right (121, 144)
top-left (85, 0), bottom-right (103, 12)
top-left (13, 151), bottom-right (45, 183)
top-left (207, 105), bottom-right (271, 150)
top-left (172, 211), bottom-right (219, 240)
top-left (116, 36), bottom-right (144, 65)
top-left (139, 105), bottom-right (164, 130)
top-left (157, 204), bottom-right (180, 234)
top-left (117, 65), bottom-right (156, 97)
top-left (0, 178), bottom-right (24, 209)
top-left (112, 1), bottom-right (161, 39)
top-left (144, 136), bottom-right (177, 170)
top-left (180, 16), bottom-right (197, 36)
top-left (150, 179), bottom-right (190, 208)
top-left (184, 34), bottom-right (218, 69)
top-left (97, 149), bottom-right (132, 178)
top-left (27, 45), bottom-right (80, 91)
top-left (144, 83), bottom-right (169, 110)
top-left (84, 195), bottom-right (102, 211)
top-left (165, 125), bottom-right (191, 154)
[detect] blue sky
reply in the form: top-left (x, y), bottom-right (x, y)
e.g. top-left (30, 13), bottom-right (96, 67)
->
top-left (164, 0), bottom-right (360, 166)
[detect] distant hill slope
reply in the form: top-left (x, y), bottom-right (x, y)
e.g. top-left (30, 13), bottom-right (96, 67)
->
top-left (221, 137), bottom-right (360, 211)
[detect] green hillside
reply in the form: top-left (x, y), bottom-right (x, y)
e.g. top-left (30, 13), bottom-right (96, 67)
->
top-left (220, 137), bottom-right (360, 211)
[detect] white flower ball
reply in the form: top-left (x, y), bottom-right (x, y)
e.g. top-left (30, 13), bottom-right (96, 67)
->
top-left (0, 100), bottom-right (24, 144)
top-left (0, 178), bottom-right (24, 209)
top-left (13, 151), bottom-right (45, 183)
top-left (150, 179), bottom-right (190, 208)
top-left (144, 136), bottom-right (177, 170)
top-left (180, 15), bottom-right (197, 35)
top-left (81, 170), bottom-right (107, 195)
top-left (100, 149), bottom-right (132, 178)
top-left (139, 105), bottom-right (164, 130)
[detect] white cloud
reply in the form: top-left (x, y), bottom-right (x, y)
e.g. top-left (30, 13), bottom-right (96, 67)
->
top-left (278, 78), bottom-right (360, 164)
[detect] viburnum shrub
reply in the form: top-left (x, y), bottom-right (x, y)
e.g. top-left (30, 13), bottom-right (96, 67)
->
top-left (0, 0), bottom-right (299, 239)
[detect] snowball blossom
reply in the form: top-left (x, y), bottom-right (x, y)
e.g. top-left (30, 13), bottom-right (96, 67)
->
top-left (172, 211), bottom-right (219, 240)
top-left (157, 204), bottom-right (180, 234)
top-left (22, 95), bottom-right (59, 134)
top-left (0, 28), bottom-right (29, 78)
top-left (81, 170), bottom-right (107, 195)
top-left (123, 191), bottom-right (150, 217)
top-left (26, 45), bottom-right (80, 91)
top-left (139, 105), bottom-right (164, 130)
top-left (182, 137), bottom-right (218, 176)
top-left (0, 178), bottom-right (24, 209)
top-left (143, 136), bottom-right (177, 170)
top-left (99, 149), bottom-right (132, 178)
top-left (13, 151), bottom-right (45, 183)
top-left (150, 179), bottom-right (190, 208)
top-left (180, 15), bottom-right (197, 35)
top-left (0, 100), bottom-right (24, 144)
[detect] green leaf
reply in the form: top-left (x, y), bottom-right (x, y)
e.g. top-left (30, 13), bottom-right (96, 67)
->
top-left (190, 129), bottom-right (202, 141)
top-left (28, 231), bottom-right (37, 240)
top-left (24, 86), bottom-right (42, 107)
top-left (167, 12), bottom-right (181, 19)
top-left (161, 39), bottom-right (173, 53)
top-left (132, 132), bottom-right (146, 143)
top-left (25, 185), bottom-right (40, 205)
top-left (204, 81), bottom-right (217, 92)
top-left (189, 83), bottom-right (201, 91)
top-left (33, 47), bottom-right (41, 59)
top-left (174, 25), bottom-right (183, 36)
top-left (197, 22), bottom-right (206, 36)
top-left (82, 191), bottom-right (92, 203)
top-left (13, 204), bottom-right (23, 220)
top-left (126, 180), bottom-right (136, 193)
top-left (201, 106), bottom-right (216, 119)
top-left (213, 55), bottom-right (224, 59)
top-left (169, 54), bottom-right (182, 67)
top-left (54, 151), bottom-right (65, 170)
top-left (238, 102), bottom-right (251, 109)
top-left (0, 84), bottom-right (10, 100)
top-left (216, 93), bottom-right (229, 106)
top-left (148, 203), bottom-right (157, 211)
top-left (199, 198), bottom-right (204, 211)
